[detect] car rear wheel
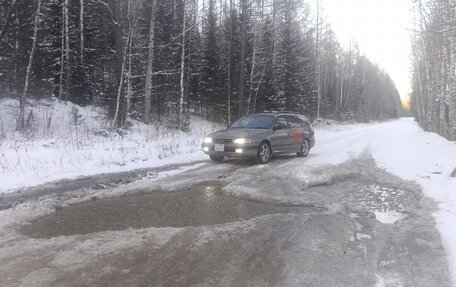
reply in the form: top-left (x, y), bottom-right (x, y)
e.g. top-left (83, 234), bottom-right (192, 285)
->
top-left (256, 142), bottom-right (271, 164)
top-left (297, 139), bottom-right (310, 157)
top-left (209, 155), bottom-right (224, 162)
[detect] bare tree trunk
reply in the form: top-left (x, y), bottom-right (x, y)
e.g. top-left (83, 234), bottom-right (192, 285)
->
top-left (64, 0), bottom-right (70, 101)
top-left (272, 0), bottom-right (277, 72)
top-left (112, 0), bottom-right (127, 128)
top-left (18, 0), bottom-right (42, 131)
top-left (448, 0), bottom-right (456, 139)
top-left (315, 0), bottom-right (321, 118)
top-left (336, 45), bottom-right (343, 121)
top-left (238, 0), bottom-right (247, 117)
top-left (80, 0), bottom-right (84, 63)
top-left (125, 0), bottom-right (134, 118)
top-left (246, 44), bottom-right (256, 114)
top-left (58, 0), bottom-right (66, 100)
top-left (112, 50), bottom-right (128, 128)
top-left (126, 44), bottom-right (132, 118)
top-left (14, 6), bottom-right (19, 94)
top-left (253, 54), bottom-right (270, 112)
top-left (185, 0), bottom-right (197, 114)
top-left (178, 0), bottom-right (187, 130)
top-left (144, 0), bottom-right (158, 124)
top-left (227, 0), bottom-right (233, 124)
top-left (343, 42), bottom-right (352, 111)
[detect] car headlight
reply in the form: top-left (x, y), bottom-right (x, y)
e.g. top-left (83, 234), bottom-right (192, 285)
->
top-left (204, 137), bottom-right (212, 144)
top-left (233, 138), bottom-right (252, 144)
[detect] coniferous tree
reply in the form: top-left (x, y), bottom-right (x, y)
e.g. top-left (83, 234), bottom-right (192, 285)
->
top-left (0, 0), bottom-right (403, 130)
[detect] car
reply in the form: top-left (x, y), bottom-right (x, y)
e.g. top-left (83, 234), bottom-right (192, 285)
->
top-left (202, 112), bottom-right (315, 164)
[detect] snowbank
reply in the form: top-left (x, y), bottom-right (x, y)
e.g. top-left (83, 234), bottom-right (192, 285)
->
top-left (0, 97), bottom-right (222, 193)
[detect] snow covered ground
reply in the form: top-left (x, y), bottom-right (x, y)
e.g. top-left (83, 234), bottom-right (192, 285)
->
top-left (0, 98), bottom-right (222, 193)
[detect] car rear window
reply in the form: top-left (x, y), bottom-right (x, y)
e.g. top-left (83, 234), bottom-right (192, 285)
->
top-left (297, 115), bottom-right (311, 127)
top-left (231, 115), bottom-right (275, 129)
top-left (285, 116), bottom-right (302, 128)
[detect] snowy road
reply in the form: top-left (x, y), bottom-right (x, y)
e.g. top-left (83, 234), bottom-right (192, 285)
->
top-left (0, 118), bottom-right (455, 286)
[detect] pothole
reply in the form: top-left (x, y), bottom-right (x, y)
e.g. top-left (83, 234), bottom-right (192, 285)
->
top-left (304, 178), bottom-right (414, 225)
top-left (349, 184), bottom-right (409, 224)
top-left (20, 184), bottom-right (308, 239)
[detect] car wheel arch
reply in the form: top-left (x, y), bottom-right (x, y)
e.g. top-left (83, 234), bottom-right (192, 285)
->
top-left (261, 139), bottom-right (273, 154)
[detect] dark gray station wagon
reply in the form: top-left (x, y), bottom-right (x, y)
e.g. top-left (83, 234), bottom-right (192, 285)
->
top-left (202, 112), bottom-right (315, 164)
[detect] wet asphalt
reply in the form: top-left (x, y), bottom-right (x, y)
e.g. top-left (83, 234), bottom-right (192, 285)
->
top-left (0, 156), bottom-right (452, 287)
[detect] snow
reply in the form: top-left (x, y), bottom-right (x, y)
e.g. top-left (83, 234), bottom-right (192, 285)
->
top-left (373, 211), bottom-right (405, 224)
top-left (0, 97), bottom-right (222, 193)
top-left (375, 274), bottom-right (403, 287)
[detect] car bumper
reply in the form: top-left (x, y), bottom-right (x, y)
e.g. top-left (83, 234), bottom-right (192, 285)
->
top-left (309, 136), bottom-right (315, 148)
top-left (202, 143), bottom-right (258, 158)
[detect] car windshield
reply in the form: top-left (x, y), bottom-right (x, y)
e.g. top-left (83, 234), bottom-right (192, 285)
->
top-left (231, 115), bottom-right (275, 129)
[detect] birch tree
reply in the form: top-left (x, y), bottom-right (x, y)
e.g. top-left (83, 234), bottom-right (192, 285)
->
top-left (238, 0), bottom-right (247, 117)
top-left (411, 0), bottom-right (456, 139)
top-left (18, 0), bottom-right (43, 131)
top-left (178, 0), bottom-right (187, 130)
top-left (80, 0), bottom-right (84, 63)
top-left (144, 0), bottom-right (158, 124)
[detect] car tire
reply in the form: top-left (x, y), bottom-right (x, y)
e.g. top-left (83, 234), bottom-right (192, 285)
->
top-left (297, 139), bottom-right (310, 157)
top-left (255, 142), bottom-right (271, 164)
top-left (209, 155), bottom-right (224, 162)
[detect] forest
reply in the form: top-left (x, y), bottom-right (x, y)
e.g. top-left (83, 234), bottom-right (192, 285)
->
top-left (0, 0), bottom-right (402, 131)
top-left (410, 0), bottom-right (456, 140)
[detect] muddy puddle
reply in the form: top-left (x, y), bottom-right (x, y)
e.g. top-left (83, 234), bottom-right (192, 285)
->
top-left (21, 185), bottom-right (309, 238)
top-left (302, 177), bottom-right (417, 225)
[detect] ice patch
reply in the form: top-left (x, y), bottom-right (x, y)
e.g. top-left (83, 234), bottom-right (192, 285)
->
top-left (356, 233), bottom-right (372, 240)
top-left (375, 274), bottom-right (403, 287)
top-left (374, 211), bottom-right (405, 224)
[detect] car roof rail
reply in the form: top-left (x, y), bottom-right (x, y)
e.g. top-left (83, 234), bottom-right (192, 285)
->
top-left (259, 110), bottom-right (300, 114)
top-left (275, 111), bottom-right (301, 115)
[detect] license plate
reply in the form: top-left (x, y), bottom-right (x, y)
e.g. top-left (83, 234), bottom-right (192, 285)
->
top-left (215, 144), bottom-right (225, 152)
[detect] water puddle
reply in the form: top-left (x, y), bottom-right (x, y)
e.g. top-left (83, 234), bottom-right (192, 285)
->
top-left (352, 184), bottom-right (408, 224)
top-left (21, 184), bottom-right (307, 239)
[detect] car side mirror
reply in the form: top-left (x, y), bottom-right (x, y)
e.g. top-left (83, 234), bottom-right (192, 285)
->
top-left (273, 123), bottom-right (285, 130)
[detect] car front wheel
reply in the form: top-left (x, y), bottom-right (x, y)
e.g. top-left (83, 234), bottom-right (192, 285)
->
top-left (256, 142), bottom-right (271, 164)
top-left (297, 139), bottom-right (310, 157)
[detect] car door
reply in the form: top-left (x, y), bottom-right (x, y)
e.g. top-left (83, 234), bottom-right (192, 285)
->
top-left (298, 115), bottom-right (313, 140)
top-left (270, 116), bottom-right (292, 153)
top-left (285, 115), bottom-right (304, 152)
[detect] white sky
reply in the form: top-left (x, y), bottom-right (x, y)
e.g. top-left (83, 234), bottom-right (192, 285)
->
top-left (324, 0), bottom-right (413, 100)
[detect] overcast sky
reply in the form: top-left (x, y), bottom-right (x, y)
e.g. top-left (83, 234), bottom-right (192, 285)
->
top-left (324, 0), bottom-right (413, 100)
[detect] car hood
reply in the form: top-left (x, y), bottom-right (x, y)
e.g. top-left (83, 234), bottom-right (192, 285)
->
top-left (208, 128), bottom-right (268, 139)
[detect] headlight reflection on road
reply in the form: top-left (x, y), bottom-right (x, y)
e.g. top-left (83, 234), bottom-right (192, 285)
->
top-left (204, 185), bottom-right (216, 201)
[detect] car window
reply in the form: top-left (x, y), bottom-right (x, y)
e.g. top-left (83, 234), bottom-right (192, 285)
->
top-left (231, 115), bottom-right (275, 129)
top-left (285, 116), bottom-right (302, 128)
top-left (275, 116), bottom-right (289, 128)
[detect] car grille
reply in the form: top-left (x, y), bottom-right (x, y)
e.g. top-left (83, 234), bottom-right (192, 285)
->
top-left (213, 139), bottom-right (233, 144)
